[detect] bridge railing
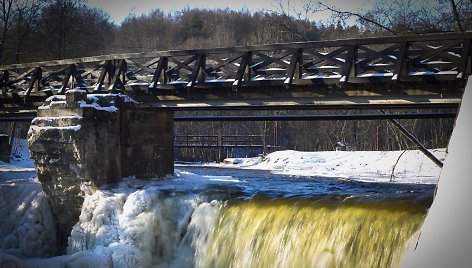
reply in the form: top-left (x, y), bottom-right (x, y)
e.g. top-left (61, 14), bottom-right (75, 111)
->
top-left (1, 32), bottom-right (471, 110)
top-left (175, 135), bottom-right (266, 148)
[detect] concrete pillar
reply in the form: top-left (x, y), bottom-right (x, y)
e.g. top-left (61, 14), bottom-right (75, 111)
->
top-left (121, 107), bottom-right (174, 178)
top-left (27, 90), bottom-right (174, 252)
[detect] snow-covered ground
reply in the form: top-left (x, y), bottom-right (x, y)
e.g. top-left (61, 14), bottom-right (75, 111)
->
top-left (202, 149), bottom-right (446, 184)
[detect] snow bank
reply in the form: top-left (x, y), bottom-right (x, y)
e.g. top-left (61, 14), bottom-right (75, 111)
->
top-left (220, 149), bottom-right (446, 184)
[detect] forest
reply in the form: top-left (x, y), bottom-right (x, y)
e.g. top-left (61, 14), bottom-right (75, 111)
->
top-left (1, 0), bottom-right (470, 159)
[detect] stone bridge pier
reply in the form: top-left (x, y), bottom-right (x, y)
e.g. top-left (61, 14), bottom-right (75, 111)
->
top-left (27, 90), bottom-right (173, 251)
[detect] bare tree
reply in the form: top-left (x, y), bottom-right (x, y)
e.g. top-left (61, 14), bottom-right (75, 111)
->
top-left (315, 1), bottom-right (398, 35)
top-left (310, 0), bottom-right (472, 35)
top-left (450, 0), bottom-right (464, 32)
top-left (38, 0), bottom-right (113, 60)
top-left (271, 0), bottom-right (320, 41)
top-left (14, 0), bottom-right (46, 63)
top-left (0, 0), bottom-right (14, 63)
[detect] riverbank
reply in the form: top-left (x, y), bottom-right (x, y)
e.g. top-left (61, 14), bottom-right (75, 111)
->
top-left (193, 148), bottom-right (446, 184)
top-left (3, 139), bottom-right (446, 185)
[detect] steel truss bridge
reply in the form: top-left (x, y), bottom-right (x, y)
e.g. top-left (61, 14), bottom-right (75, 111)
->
top-left (0, 32), bottom-right (470, 114)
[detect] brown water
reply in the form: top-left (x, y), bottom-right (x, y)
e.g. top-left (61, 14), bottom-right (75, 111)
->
top-left (202, 197), bottom-right (427, 268)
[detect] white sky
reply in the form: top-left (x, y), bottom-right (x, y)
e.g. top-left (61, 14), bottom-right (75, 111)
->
top-left (86, 0), bottom-right (370, 25)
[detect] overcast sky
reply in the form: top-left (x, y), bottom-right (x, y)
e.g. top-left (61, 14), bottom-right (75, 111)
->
top-left (86, 0), bottom-right (369, 25)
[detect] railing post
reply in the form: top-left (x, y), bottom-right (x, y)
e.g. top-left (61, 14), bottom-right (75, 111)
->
top-left (25, 67), bottom-right (42, 97)
top-left (109, 59), bottom-right (127, 91)
top-left (340, 45), bottom-right (357, 84)
top-left (149, 56), bottom-right (168, 91)
top-left (59, 64), bottom-right (76, 94)
top-left (94, 60), bottom-right (112, 92)
top-left (188, 54), bottom-right (206, 88)
top-left (285, 48), bottom-right (303, 87)
top-left (392, 41), bottom-right (409, 82)
top-left (233, 51), bottom-right (252, 90)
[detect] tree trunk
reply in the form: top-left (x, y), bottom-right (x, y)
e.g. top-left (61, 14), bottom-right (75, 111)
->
top-left (450, 0), bottom-right (464, 32)
top-left (0, 0), bottom-right (13, 64)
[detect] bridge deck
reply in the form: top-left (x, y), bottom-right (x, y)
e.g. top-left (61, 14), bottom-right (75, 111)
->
top-left (1, 33), bottom-right (471, 112)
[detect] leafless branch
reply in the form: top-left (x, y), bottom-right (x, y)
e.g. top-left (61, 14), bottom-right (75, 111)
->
top-left (450, 0), bottom-right (465, 32)
top-left (316, 2), bottom-right (398, 35)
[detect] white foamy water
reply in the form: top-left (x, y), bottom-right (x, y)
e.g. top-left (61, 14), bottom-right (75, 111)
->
top-left (66, 187), bottom-right (222, 268)
top-left (0, 178), bottom-right (225, 267)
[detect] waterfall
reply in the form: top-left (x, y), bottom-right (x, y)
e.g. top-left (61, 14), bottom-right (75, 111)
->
top-left (203, 198), bottom-right (425, 268)
top-left (0, 180), bottom-right (57, 258)
top-left (65, 187), bottom-right (427, 268)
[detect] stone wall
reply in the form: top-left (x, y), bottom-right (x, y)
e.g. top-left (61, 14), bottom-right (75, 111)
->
top-left (27, 90), bottom-right (174, 252)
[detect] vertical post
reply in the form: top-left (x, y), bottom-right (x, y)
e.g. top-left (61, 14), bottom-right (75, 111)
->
top-left (25, 67), bottom-right (42, 97)
top-left (94, 60), bottom-right (112, 92)
top-left (149, 57), bottom-right (168, 91)
top-left (392, 41), bottom-right (409, 82)
top-left (59, 64), bottom-right (76, 94)
top-left (198, 55), bottom-right (206, 84)
top-left (233, 51), bottom-right (252, 90)
top-left (1, 70), bottom-right (8, 94)
top-left (340, 45), bottom-right (357, 84)
top-left (109, 59), bottom-right (127, 91)
top-left (188, 54), bottom-right (205, 88)
top-left (285, 48), bottom-right (303, 87)
top-left (73, 66), bottom-right (85, 88)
